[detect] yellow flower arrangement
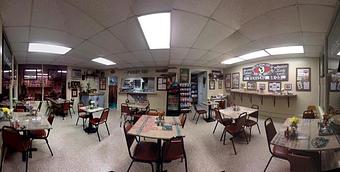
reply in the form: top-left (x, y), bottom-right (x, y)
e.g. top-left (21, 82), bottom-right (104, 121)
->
top-left (289, 116), bottom-right (299, 126)
top-left (1, 107), bottom-right (10, 114)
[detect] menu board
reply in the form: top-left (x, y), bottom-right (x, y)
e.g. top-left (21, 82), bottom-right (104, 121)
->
top-left (243, 63), bottom-right (289, 81)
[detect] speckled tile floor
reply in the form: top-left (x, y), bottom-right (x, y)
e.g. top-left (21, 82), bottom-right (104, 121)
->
top-left (0, 109), bottom-right (292, 172)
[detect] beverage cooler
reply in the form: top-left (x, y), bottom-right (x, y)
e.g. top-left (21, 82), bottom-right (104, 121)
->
top-left (166, 83), bottom-right (180, 116)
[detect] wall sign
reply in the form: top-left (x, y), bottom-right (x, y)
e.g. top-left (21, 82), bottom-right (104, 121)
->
top-left (232, 72), bottom-right (240, 89)
top-left (243, 63), bottom-right (289, 81)
top-left (225, 74), bottom-right (231, 89)
top-left (296, 68), bottom-right (311, 91)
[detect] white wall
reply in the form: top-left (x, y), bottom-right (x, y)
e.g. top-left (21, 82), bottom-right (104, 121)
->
top-left (224, 57), bottom-right (320, 119)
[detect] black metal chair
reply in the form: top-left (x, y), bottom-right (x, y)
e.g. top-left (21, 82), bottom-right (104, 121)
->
top-left (161, 137), bottom-right (187, 172)
top-left (192, 104), bottom-right (207, 124)
top-left (245, 104), bottom-right (261, 141)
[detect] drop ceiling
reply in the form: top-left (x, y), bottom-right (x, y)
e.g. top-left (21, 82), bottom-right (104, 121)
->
top-left (0, 0), bottom-right (338, 69)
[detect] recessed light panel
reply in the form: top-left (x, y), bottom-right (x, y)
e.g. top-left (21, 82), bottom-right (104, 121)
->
top-left (91, 57), bottom-right (116, 65)
top-left (221, 58), bottom-right (244, 64)
top-left (265, 46), bottom-right (304, 55)
top-left (138, 13), bottom-right (170, 49)
top-left (238, 50), bottom-right (269, 60)
top-left (337, 51), bottom-right (340, 56)
top-left (28, 43), bottom-right (71, 54)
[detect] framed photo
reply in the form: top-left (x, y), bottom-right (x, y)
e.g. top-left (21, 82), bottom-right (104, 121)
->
top-left (268, 82), bottom-right (281, 92)
top-left (284, 83), bottom-right (292, 91)
top-left (247, 82), bottom-right (257, 90)
top-left (296, 68), bottom-right (311, 91)
top-left (71, 69), bottom-right (82, 80)
top-left (180, 68), bottom-right (190, 83)
top-left (259, 83), bottom-right (266, 91)
top-left (71, 88), bottom-right (77, 97)
top-left (329, 73), bottom-right (340, 92)
top-left (225, 74), bottom-right (231, 89)
top-left (157, 77), bottom-right (167, 91)
top-left (99, 78), bottom-right (106, 90)
top-left (232, 72), bottom-right (240, 89)
top-left (209, 80), bottom-right (215, 90)
top-left (218, 80), bottom-right (222, 89)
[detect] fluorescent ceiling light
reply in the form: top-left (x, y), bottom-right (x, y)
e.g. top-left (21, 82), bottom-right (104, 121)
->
top-left (265, 46), bottom-right (304, 55)
top-left (3, 70), bottom-right (12, 73)
top-left (91, 57), bottom-right (116, 65)
top-left (25, 69), bottom-right (41, 72)
top-left (138, 12), bottom-right (170, 49)
top-left (57, 70), bottom-right (67, 73)
top-left (239, 50), bottom-right (269, 60)
top-left (221, 58), bottom-right (244, 64)
top-left (28, 43), bottom-right (71, 54)
top-left (337, 51), bottom-right (340, 56)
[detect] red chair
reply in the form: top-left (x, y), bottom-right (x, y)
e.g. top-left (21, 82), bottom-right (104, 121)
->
top-left (89, 108), bottom-right (110, 141)
top-left (1, 126), bottom-right (31, 172)
top-left (29, 113), bottom-right (55, 156)
top-left (264, 118), bottom-right (289, 171)
top-left (192, 104), bottom-right (207, 124)
top-left (161, 137), bottom-right (187, 172)
top-left (120, 103), bottom-right (133, 127)
top-left (75, 103), bottom-right (89, 128)
top-left (179, 113), bottom-right (187, 128)
top-left (62, 101), bottom-right (72, 120)
top-left (288, 152), bottom-right (320, 172)
top-left (14, 108), bottom-right (25, 112)
top-left (302, 110), bottom-right (315, 119)
top-left (245, 104), bottom-right (261, 141)
top-left (222, 112), bottom-right (248, 155)
top-left (123, 121), bottom-right (158, 172)
top-left (213, 108), bottom-right (233, 134)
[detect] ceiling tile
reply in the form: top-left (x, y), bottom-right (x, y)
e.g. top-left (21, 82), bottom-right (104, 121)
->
top-left (254, 32), bottom-right (303, 48)
top-left (0, 0), bottom-right (32, 26)
top-left (212, 31), bottom-right (251, 53)
top-left (89, 30), bottom-right (126, 54)
top-left (173, 0), bottom-right (221, 17)
top-left (133, 50), bottom-right (154, 62)
top-left (185, 49), bottom-right (208, 60)
top-left (4, 27), bottom-right (29, 42)
top-left (198, 51), bottom-right (223, 61)
top-left (171, 10), bottom-right (208, 48)
top-left (193, 20), bottom-right (235, 49)
top-left (150, 50), bottom-right (169, 60)
top-left (299, 5), bottom-right (335, 32)
top-left (75, 42), bottom-right (111, 59)
top-left (297, 0), bottom-right (338, 6)
top-left (170, 48), bottom-right (189, 60)
top-left (302, 32), bottom-right (326, 45)
top-left (11, 43), bottom-right (28, 52)
top-left (130, 0), bottom-right (172, 15)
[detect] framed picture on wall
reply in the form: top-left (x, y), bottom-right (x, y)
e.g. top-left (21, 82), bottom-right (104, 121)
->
top-left (225, 74), bottom-right (231, 89)
top-left (232, 72), bottom-right (240, 89)
top-left (99, 78), bottom-right (106, 90)
top-left (296, 68), bottom-right (311, 91)
top-left (71, 69), bottom-right (82, 80)
top-left (71, 88), bottom-right (77, 97)
top-left (268, 82), bottom-right (281, 92)
top-left (259, 83), bottom-right (266, 91)
top-left (180, 68), bottom-right (190, 83)
top-left (284, 83), bottom-right (292, 91)
top-left (218, 80), bottom-right (222, 89)
top-left (247, 82), bottom-right (257, 90)
top-left (209, 80), bottom-right (215, 90)
top-left (157, 77), bottom-right (167, 91)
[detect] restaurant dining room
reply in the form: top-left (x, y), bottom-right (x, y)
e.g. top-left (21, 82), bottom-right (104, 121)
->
top-left (0, 0), bottom-right (340, 172)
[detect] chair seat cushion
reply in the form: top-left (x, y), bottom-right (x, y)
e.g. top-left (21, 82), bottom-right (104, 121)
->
top-left (225, 124), bottom-right (242, 135)
top-left (197, 110), bottom-right (207, 114)
top-left (89, 118), bottom-right (100, 124)
top-left (79, 114), bottom-right (90, 118)
top-left (273, 145), bottom-right (289, 160)
top-left (220, 118), bottom-right (233, 125)
top-left (245, 119), bottom-right (257, 127)
top-left (162, 140), bottom-right (183, 161)
top-left (30, 129), bottom-right (47, 138)
top-left (133, 142), bottom-right (159, 161)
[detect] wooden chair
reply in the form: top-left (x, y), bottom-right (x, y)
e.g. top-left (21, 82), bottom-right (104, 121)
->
top-left (288, 152), bottom-right (320, 172)
top-left (161, 137), bottom-right (187, 172)
top-left (76, 103), bottom-right (89, 128)
top-left (89, 108), bottom-right (110, 141)
top-left (120, 103), bottom-right (133, 127)
top-left (212, 108), bottom-right (232, 134)
top-left (192, 104), bottom-right (207, 124)
top-left (222, 112), bottom-right (248, 155)
top-left (62, 101), bottom-right (72, 120)
top-left (123, 121), bottom-right (158, 172)
top-left (264, 118), bottom-right (289, 171)
top-left (245, 104), bottom-right (261, 141)
top-left (14, 108), bottom-right (25, 112)
top-left (29, 113), bottom-right (55, 156)
top-left (1, 126), bottom-right (31, 172)
top-left (302, 110), bottom-right (315, 119)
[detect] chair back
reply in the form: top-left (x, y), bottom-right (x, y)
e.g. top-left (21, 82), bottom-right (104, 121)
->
top-left (235, 112), bottom-right (247, 129)
top-left (307, 105), bottom-right (317, 112)
top-left (37, 101), bottom-right (42, 111)
top-left (264, 118), bottom-right (276, 155)
top-left (179, 113), bottom-right (187, 128)
top-left (288, 153), bottom-right (319, 172)
top-left (99, 108), bottom-right (110, 124)
top-left (218, 100), bottom-right (225, 109)
top-left (193, 103), bottom-right (198, 112)
top-left (121, 103), bottom-right (130, 114)
top-left (249, 104), bottom-right (259, 119)
top-left (63, 101), bottom-right (70, 111)
top-left (48, 113), bottom-right (55, 125)
top-left (2, 126), bottom-right (30, 152)
top-left (123, 121), bottom-right (135, 158)
top-left (303, 110), bottom-right (315, 119)
top-left (213, 108), bottom-right (223, 122)
top-left (162, 136), bottom-right (186, 161)
top-left (14, 108), bottom-right (25, 112)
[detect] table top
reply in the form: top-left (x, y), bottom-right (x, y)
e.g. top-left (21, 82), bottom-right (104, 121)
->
top-left (271, 118), bottom-right (340, 151)
top-left (202, 101), bottom-right (219, 106)
top-left (0, 112), bottom-right (52, 131)
top-left (128, 115), bottom-right (184, 140)
top-left (79, 106), bottom-right (104, 113)
top-left (219, 106), bottom-right (258, 119)
top-left (127, 102), bottom-right (149, 109)
top-left (47, 98), bottom-right (66, 105)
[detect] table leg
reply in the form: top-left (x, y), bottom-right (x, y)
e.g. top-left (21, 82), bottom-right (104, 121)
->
top-left (204, 105), bottom-right (215, 123)
top-left (156, 139), bottom-right (162, 172)
top-left (83, 113), bottom-right (97, 133)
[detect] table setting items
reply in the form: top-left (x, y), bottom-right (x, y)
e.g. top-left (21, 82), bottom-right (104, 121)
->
top-left (284, 116), bottom-right (299, 139)
top-left (232, 104), bottom-right (240, 111)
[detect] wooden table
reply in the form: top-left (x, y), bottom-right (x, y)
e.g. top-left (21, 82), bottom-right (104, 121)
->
top-left (219, 106), bottom-right (258, 119)
top-left (128, 115), bottom-right (184, 172)
top-left (46, 98), bottom-right (65, 105)
top-left (79, 106), bottom-right (104, 133)
top-left (202, 101), bottom-right (219, 122)
top-left (127, 102), bottom-right (149, 109)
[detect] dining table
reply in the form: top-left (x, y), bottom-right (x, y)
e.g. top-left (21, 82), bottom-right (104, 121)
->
top-left (79, 106), bottom-right (104, 133)
top-left (202, 101), bottom-right (219, 122)
top-left (219, 106), bottom-right (258, 119)
top-left (128, 115), bottom-right (184, 172)
top-left (271, 118), bottom-right (340, 170)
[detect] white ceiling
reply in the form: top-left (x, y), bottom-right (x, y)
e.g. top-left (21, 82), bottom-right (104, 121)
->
top-left (0, 0), bottom-right (338, 69)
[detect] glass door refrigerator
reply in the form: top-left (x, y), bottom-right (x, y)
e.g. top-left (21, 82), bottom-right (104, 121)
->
top-left (166, 82), bottom-right (180, 116)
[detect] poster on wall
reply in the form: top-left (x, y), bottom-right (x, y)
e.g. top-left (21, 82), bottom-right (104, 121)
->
top-left (209, 80), bottom-right (215, 90)
top-left (247, 82), bottom-right (257, 90)
top-left (284, 83), bottom-right (292, 91)
top-left (157, 77), bottom-right (167, 91)
top-left (232, 73), bottom-right (240, 89)
top-left (259, 83), bottom-right (266, 91)
top-left (225, 74), bottom-right (231, 89)
top-left (180, 68), bottom-right (190, 83)
top-left (99, 78), bottom-right (106, 90)
top-left (330, 73), bottom-right (340, 92)
top-left (296, 68), bottom-right (311, 91)
top-left (268, 82), bottom-right (281, 92)
top-left (218, 80), bottom-right (222, 89)
top-left (243, 63), bottom-right (289, 81)
top-left (71, 69), bottom-right (82, 80)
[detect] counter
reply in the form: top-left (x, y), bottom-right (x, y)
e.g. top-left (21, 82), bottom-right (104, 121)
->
top-left (79, 92), bottom-right (105, 107)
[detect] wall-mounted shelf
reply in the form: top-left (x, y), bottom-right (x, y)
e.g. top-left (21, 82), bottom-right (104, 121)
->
top-left (230, 90), bottom-right (297, 107)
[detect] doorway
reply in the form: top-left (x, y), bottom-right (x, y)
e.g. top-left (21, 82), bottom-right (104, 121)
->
top-left (108, 76), bottom-right (118, 109)
top-left (191, 70), bottom-right (207, 105)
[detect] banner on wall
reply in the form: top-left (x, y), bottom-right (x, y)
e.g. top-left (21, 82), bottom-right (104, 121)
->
top-left (243, 63), bottom-right (289, 81)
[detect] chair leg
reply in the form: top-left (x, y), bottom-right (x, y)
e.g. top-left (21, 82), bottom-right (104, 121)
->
top-left (127, 160), bottom-right (134, 172)
top-left (0, 145), bottom-right (7, 172)
top-left (213, 121), bottom-right (218, 134)
top-left (105, 122), bottom-right (110, 135)
top-left (149, 162), bottom-right (154, 172)
top-left (220, 129), bottom-right (226, 141)
top-left (76, 117), bottom-right (80, 125)
top-left (69, 110), bottom-right (72, 118)
top-left (257, 123), bottom-right (261, 134)
top-left (223, 131), bottom-right (227, 145)
top-left (249, 127), bottom-right (252, 142)
top-left (45, 139), bottom-right (53, 156)
top-left (96, 126), bottom-right (101, 142)
top-left (195, 114), bottom-right (200, 124)
top-left (25, 150), bottom-right (28, 172)
top-left (82, 118), bottom-right (85, 129)
top-left (184, 156), bottom-right (188, 172)
top-left (230, 138), bottom-right (237, 155)
top-left (264, 156), bottom-right (273, 172)
top-left (243, 130), bottom-right (248, 144)
top-left (192, 112), bottom-right (197, 120)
